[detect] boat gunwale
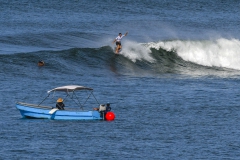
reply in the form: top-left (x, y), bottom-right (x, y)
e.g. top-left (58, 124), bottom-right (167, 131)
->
top-left (16, 102), bottom-right (98, 112)
top-left (16, 102), bottom-right (52, 109)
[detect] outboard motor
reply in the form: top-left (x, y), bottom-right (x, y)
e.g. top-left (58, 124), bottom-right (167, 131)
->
top-left (98, 103), bottom-right (115, 121)
top-left (106, 103), bottom-right (111, 112)
top-left (99, 104), bottom-right (106, 119)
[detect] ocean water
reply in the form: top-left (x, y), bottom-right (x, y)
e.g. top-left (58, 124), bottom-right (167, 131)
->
top-left (1, 0), bottom-right (240, 159)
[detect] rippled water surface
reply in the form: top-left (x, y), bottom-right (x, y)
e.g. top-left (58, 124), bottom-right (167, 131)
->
top-left (1, 0), bottom-right (240, 159)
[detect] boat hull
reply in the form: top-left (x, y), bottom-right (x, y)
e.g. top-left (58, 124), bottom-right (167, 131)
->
top-left (16, 102), bottom-right (103, 120)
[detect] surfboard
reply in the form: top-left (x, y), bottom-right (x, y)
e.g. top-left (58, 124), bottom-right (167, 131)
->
top-left (49, 108), bottom-right (58, 114)
top-left (114, 47), bottom-right (122, 54)
top-left (116, 50), bottom-right (122, 54)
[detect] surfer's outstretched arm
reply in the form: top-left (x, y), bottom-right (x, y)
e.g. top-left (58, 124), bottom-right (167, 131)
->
top-left (124, 32), bottom-right (128, 36)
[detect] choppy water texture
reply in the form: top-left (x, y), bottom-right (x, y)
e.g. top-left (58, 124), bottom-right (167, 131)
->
top-left (0, 0), bottom-right (240, 159)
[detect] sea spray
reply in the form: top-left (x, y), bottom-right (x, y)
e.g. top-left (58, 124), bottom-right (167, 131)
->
top-left (121, 40), bottom-right (155, 63)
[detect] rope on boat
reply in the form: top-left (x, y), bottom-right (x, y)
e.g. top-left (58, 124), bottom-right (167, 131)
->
top-left (72, 91), bottom-right (84, 110)
top-left (38, 94), bottom-right (50, 106)
top-left (80, 91), bottom-right (92, 110)
top-left (91, 92), bottom-right (100, 105)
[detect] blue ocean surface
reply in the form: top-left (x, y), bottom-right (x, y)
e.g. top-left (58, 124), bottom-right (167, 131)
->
top-left (0, 0), bottom-right (240, 159)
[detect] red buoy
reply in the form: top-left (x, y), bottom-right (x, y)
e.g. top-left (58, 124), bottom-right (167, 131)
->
top-left (105, 111), bottom-right (115, 121)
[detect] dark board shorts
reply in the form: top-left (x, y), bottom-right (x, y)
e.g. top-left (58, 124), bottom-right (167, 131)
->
top-left (116, 42), bottom-right (121, 46)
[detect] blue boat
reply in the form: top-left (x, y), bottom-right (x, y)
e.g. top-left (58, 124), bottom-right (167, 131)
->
top-left (16, 85), bottom-right (114, 120)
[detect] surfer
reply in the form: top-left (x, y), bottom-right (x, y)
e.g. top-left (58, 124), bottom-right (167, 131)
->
top-left (113, 32), bottom-right (128, 54)
top-left (38, 60), bottom-right (44, 66)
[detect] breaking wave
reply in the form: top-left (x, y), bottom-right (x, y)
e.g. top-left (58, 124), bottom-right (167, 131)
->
top-left (147, 38), bottom-right (240, 70)
top-left (1, 38), bottom-right (240, 78)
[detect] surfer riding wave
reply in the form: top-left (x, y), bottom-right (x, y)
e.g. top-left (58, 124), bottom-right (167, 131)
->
top-left (112, 32), bottom-right (128, 54)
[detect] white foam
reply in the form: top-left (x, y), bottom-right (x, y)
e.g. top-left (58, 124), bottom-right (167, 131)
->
top-left (120, 40), bottom-right (155, 63)
top-left (147, 38), bottom-right (240, 70)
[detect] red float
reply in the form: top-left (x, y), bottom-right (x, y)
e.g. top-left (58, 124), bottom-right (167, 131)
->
top-left (105, 111), bottom-right (115, 121)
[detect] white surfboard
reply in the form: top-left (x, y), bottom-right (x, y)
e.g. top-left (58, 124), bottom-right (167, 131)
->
top-left (49, 108), bottom-right (59, 114)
